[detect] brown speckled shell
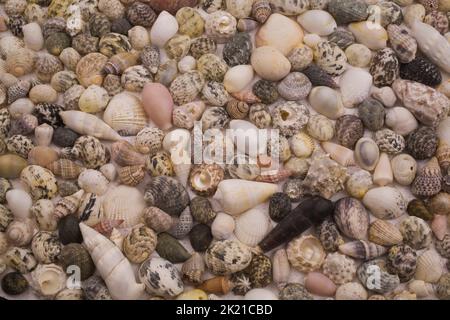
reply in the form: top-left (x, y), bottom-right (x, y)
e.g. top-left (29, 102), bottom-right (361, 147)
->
top-left (189, 163), bottom-right (224, 196)
top-left (369, 48), bottom-right (399, 87)
top-left (335, 115), bottom-right (364, 149)
top-left (190, 36), bottom-right (217, 59)
top-left (387, 244), bottom-right (417, 282)
top-left (406, 127), bottom-right (439, 160)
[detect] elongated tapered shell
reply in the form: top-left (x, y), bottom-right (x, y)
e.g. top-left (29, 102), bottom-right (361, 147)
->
top-left (321, 141), bottom-right (355, 166)
top-left (60, 110), bottom-right (122, 141)
top-left (339, 240), bottom-right (387, 260)
top-left (54, 189), bottom-right (84, 219)
top-left (369, 220), bottom-right (403, 246)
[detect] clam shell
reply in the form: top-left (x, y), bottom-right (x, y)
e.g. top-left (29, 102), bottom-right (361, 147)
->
top-left (234, 207), bottom-right (271, 247)
top-left (369, 220), bottom-right (403, 246)
top-left (362, 186), bottom-right (407, 219)
top-left (103, 185), bottom-right (145, 228)
top-left (415, 250), bottom-right (442, 283)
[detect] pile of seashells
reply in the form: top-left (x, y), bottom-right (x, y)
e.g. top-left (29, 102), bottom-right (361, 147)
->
top-left (0, 0), bottom-right (449, 301)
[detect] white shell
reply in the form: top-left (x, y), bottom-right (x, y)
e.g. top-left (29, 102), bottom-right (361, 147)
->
top-left (354, 137), bottom-right (380, 171)
top-left (138, 257), bottom-right (183, 297)
top-left (30, 199), bottom-right (57, 231)
top-left (211, 212), bottom-right (235, 240)
top-left (272, 248), bottom-right (290, 289)
top-left (385, 107), bottom-right (419, 136)
top-left (110, 228), bottom-right (125, 251)
top-left (362, 186), bottom-right (407, 219)
top-left (30, 264), bottom-right (67, 297)
top-left (22, 22), bottom-right (44, 52)
top-left (437, 117), bottom-right (450, 146)
top-left (103, 92), bottom-right (147, 136)
top-left (391, 154), bottom-right (417, 186)
top-left (80, 223), bottom-right (145, 300)
top-left (373, 153), bottom-right (393, 186)
top-left (321, 142), bottom-right (355, 167)
top-left (229, 120), bottom-right (267, 158)
top-left (128, 26), bottom-right (150, 51)
top-left (162, 128), bottom-right (191, 154)
top-left (6, 218), bottom-right (36, 247)
top-left (8, 98), bottom-right (34, 119)
top-left (178, 56), bottom-right (197, 74)
top-left (340, 68), bottom-right (373, 108)
top-left (308, 86), bottom-right (344, 120)
top-left (78, 169), bottom-right (109, 196)
top-left (150, 11), bottom-right (179, 48)
top-left (34, 124), bottom-right (54, 147)
top-left (223, 65), bottom-right (254, 93)
top-left (78, 85), bottom-right (110, 114)
top-left (415, 250), bottom-right (442, 283)
top-left (171, 147), bottom-right (191, 187)
top-left (100, 163), bottom-right (117, 182)
top-left (348, 21), bottom-right (388, 50)
top-left (6, 189), bottom-right (32, 219)
top-left (244, 288), bottom-right (278, 300)
top-left (408, 280), bottom-right (434, 298)
top-left (297, 10), bottom-right (337, 36)
top-left (371, 86), bottom-right (396, 108)
top-left (102, 185), bottom-right (146, 227)
top-left (335, 282), bottom-right (368, 300)
top-left (60, 110), bottom-right (122, 141)
top-left (234, 206), bottom-right (271, 247)
top-left (213, 179), bottom-right (278, 216)
top-left (411, 20), bottom-right (450, 73)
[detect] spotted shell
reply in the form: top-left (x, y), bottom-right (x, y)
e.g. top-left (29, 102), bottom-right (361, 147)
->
top-left (146, 151), bottom-right (174, 177)
top-left (357, 259), bottom-right (400, 294)
top-left (31, 231), bottom-right (61, 264)
top-left (190, 37), bottom-right (217, 59)
top-left (205, 10), bottom-right (237, 44)
top-left (20, 165), bottom-right (58, 200)
top-left (201, 106), bottom-right (230, 131)
top-left (387, 24), bottom-right (417, 64)
top-left (65, 136), bottom-right (110, 169)
top-left (411, 157), bottom-right (442, 198)
top-left (287, 235), bottom-right (326, 272)
top-left (335, 115), bottom-right (364, 149)
top-left (387, 244), bottom-right (417, 282)
top-left (5, 246), bottom-right (37, 274)
top-left (197, 54), bottom-right (228, 82)
top-left (89, 13), bottom-right (111, 38)
top-left (141, 45), bottom-right (160, 74)
top-left (252, 80), bottom-right (278, 104)
top-left (35, 53), bottom-right (63, 83)
top-left (6, 134), bottom-right (34, 158)
top-left (204, 239), bottom-right (252, 275)
top-left (375, 129), bottom-right (405, 155)
top-left (313, 41), bottom-right (347, 77)
top-left (202, 81), bottom-right (230, 106)
top-left (189, 164), bottom-right (224, 197)
top-left (399, 216), bottom-right (432, 250)
top-left (400, 56), bottom-right (442, 87)
top-left (126, 1), bottom-right (156, 28)
top-left (72, 33), bottom-right (99, 56)
top-left (406, 127), bottom-right (439, 160)
top-left (169, 71), bottom-right (205, 105)
top-left (369, 48), bottom-right (400, 87)
top-left (135, 127), bottom-right (164, 155)
top-left (322, 252), bottom-right (356, 285)
top-left (59, 48), bottom-right (81, 72)
top-left (176, 7), bottom-right (205, 38)
top-left (271, 102), bottom-right (309, 137)
top-left (7, 80), bottom-right (31, 105)
top-left (165, 35), bottom-right (191, 61)
top-left (287, 45), bottom-right (313, 71)
top-left (424, 10), bottom-right (448, 34)
top-left (98, 33), bottom-right (131, 58)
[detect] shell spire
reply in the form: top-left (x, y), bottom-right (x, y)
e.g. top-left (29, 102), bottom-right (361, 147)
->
top-left (53, 189), bottom-right (85, 219)
top-left (79, 223), bottom-right (145, 300)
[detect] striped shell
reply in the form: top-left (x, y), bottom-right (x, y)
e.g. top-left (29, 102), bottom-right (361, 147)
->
top-left (169, 71), bottom-right (205, 105)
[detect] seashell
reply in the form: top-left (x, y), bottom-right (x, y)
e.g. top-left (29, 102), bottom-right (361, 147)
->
top-left (7, 99), bottom-right (34, 122)
top-left (313, 41), bottom-right (347, 77)
top-left (178, 55), bottom-right (197, 74)
top-left (328, 0), bottom-right (368, 24)
top-left (431, 214), bottom-right (447, 241)
top-left (44, 32), bottom-right (71, 56)
top-left (0, 36), bottom-right (25, 60)
top-left (88, 13), bottom-right (111, 38)
top-left (27, 145), bottom-right (58, 169)
top-left (308, 87), bottom-right (344, 120)
top-left (57, 180), bottom-right (79, 197)
top-left (345, 44), bottom-right (372, 68)
top-left (60, 111), bottom-right (122, 141)
top-left (271, 101), bottom-right (309, 137)
top-left (286, 235), bottom-right (325, 273)
top-left (63, 136), bottom-right (108, 170)
top-left (102, 74), bottom-right (123, 96)
top-left (316, 217), bottom-right (345, 253)
top-left (369, 48), bottom-right (399, 87)
top-left (322, 252), bottom-right (356, 285)
top-left (385, 107), bottom-right (418, 138)
top-left (31, 231), bottom-right (61, 264)
top-left (182, 252), bottom-right (205, 284)
top-left (368, 1), bottom-right (402, 27)
top-left (387, 244), bottom-right (417, 282)
top-left (436, 234), bottom-right (450, 259)
top-left (125, 2), bottom-right (156, 28)
top-left (138, 46), bottom-right (160, 75)
top-left (54, 190), bottom-right (84, 222)
top-left (202, 81), bottom-right (230, 106)
top-left (436, 141), bottom-right (450, 172)
top-left (222, 32), bottom-right (252, 68)
top-left (197, 54), bottom-right (228, 83)
top-left (168, 206), bottom-right (194, 239)
top-left (22, 22), bottom-right (44, 52)
top-left (35, 53), bottom-right (63, 83)
top-left (77, 169), bottom-right (109, 196)
top-left (7, 80), bottom-right (31, 105)
top-left (348, 21), bottom-right (388, 50)
top-left (121, 65), bottom-right (153, 92)
top-left (277, 73), bottom-right (311, 102)
top-left (408, 280), bottom-right (434, 298)
top-left (102, 185), bottom-right (145, 228)
top-left (30, 199), bottom-right (56, 232)
top-left (369, 219), bottom-right (403, 246)
top-left (92, 219), bottom-right (124, 237)
top-left (1, 271), bottom-right (29, 295)
top-left (77, 85), bottom-right (109, 114)
top-left (72, 33), bottom-right (99, 56)
top-left (205, 10), bottom-right (237, 44)
top-left (28, 84), bottom-right (57, 106)
top-left (5, 134), bottom-right (34, 158)
top-left (6, 15), bottom-right (26, 38)
top-left (363, 186), bottom-right (407, 219)
top-left (20, 165), bottom-right (58, 200)
top-left (175, 7), bottom-right (204, 39)
top-left (82, 275), bottom-right (112, 300)
top-left (405, 127), bottom-right (439, 162)
top-left (6, 219), bottom-right (36, 247)
top-left (320, 142), bottom-right (354, 167)
top-left (189, 223), bottom-right (213, 252)
top-left (339, 68), bottom-right (373, 108)
top-left (155, 232), bottom-right (190, 263)
top-left (375, 129), bottom-right (405, 156)
top-left (334, 197), bottom-right (369, 240)
top-left (424, 11), bottom-right (449, 34)
top-left (306, 115), bottom-right (335, 142)
top-left (139, 256), bottom-right (183, 297)
top-left (189, 164), bottom-right (224, 196)
top-left (80, 224), bottom-right (145, 299)
top-left (189, 197), bottom-right (215, 225)
top-left (0, 154), bottom-right (28, 179)
top-left (252, 80), bottom-right (279, 105)
top-left (251, 46), bottom-right (291, 81)
top-left (144, 176), bottom-right (190, 217)
top-left (165, 35), bottom-right (191, 61)
top-left (428, 191), bottom-right (450, 217)
top-left (117, 165), bottom-right (146, 186)
top-left (243, 288), bottom-right (277, 300)
top-left (358, 98), bottom-right (385, 132)
top-left (205, 239), bottom-right (252, 275)
top-left (410, 20), bottom-right (450, 73)
top-left (354, 137), bottom-right (380, 171)
top-left (104, 93), bottom-right (147, 136)
top-left (148, 12), bottom-right (178, 48)
top-left (357, 259), bottom-right (400, 294)
top-left (6, 189), bottom-right (32, 220)
top-left (134, 128), bottom-right (163, 157)
top-left (334, 115), bottom-right (363, 150)
top-left (76, 192), bottom-right (103, 227)
top-left (189, 38), bottom-right (215, 62)
top-left (407, 199), bottom-right (432, 223)
top-left (296, 10), bottom-right (336, 37)
top-left (211, 212), bottom-right (235, 241)
top-left (30, 264), bottom-right (66, 297)
top-left (411, 157), bottom-right (442, 198)
top-left (201, 106), bottom-right (230, 131)
top-left (339, 240), bottom-right (387, 260)
top-left (5, 247), bottom-right (37, 274)
top-left (10, 114), bottom-right (38, 137)
top-left (61, 85), bottom-right (83, 110)
top-left (145, 151), bottom-right (174, 177)
top-left (75, 53), bottom-right (108, 88)
top-left (125, 27), bottom-right (149, 51)
top-left (46, 159), bottom-right (84, 180)
top-left (268, 248), bottom-right (290, 289)
top-left (153, 60), bottom-right (177, 87)
top-left (0, 179), bottom-right (12, 205)
top-left (402, 59), bottom-right (442, 92)
top-left (222, 67), bottom-right (253, 97)
top-left (169, 71), bottom-right (205, 105)
top-left (213, 179), bottom-right (277, 216)
top-left (57, 243), bottom-right (95, 282)
top-left (143, 207), bottom-right (173, 233)
top-left (123, 225), bottom-right (157, 264)
top-left (415, 250), bottom-right (442, 283)
top-left (234, 207), bottom-right (271, 247)
top-left (268, 193), bottom-right (291, 223)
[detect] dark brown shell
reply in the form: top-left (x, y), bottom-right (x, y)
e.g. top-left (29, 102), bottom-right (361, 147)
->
top-left (189, 223), bottom-right (212, 252)
top-left (144, 176), bottom-right (190, 216)
top-left (242, 254), bottom-right (272, 288)
top-left (369, 48), bottom-right (399, 87)
top-left (269, 192), bottom-right (291, 222)
top-left (406, 127), bottom-right (439, 160)
top-left (155, 232), bottom-right (191, 263)
top-left (147, 0), bottom-right (198, 14)
top-left (400, 56), bottom-right (442, 87)
top-left (89, 13), bottom-right (111, 38)
top-left (190, 196), bottom-right (216, 224)
top-left (302, 64), bottom-right (339, 88)
top-left (57, 243), bottom-right (95, 280)
top-left (57, 215), bottom-right (82, 245)
top-left (126, 2), bottom-right (157, 28)
top-left (190, 37), bottom-right (217, 59)
top-left (335, 115), bottom-right (364, 148)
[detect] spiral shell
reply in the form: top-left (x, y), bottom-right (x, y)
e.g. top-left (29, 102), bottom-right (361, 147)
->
top-left (67, 136), bottom-right (110, 169)
top-left (31, 231), bottom-right (61, 264)
top-left (307, 114), bottom-right (335, 142)
top-left (190, 36), bottom-right (217, 59)
top-left (287, 235), bottom-right (326, 272)
top-left (123, 225), bottom-right (157, 264)
top-left (6, 219), bottom-right (36, 247)
top-left (205, 239), bottom-right (252, 275)
top-left (170, 71), bottom-right (205, 105)
top-left (72, 33), bottom-right (99, 56)
top-left (7, 80), bottom-right (31, 104)
top-left (205, 10), bottom-right (237, 44)
top-left (76, 53), bottom-right (108, 88)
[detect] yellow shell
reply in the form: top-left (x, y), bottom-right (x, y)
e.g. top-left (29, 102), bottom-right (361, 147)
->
top-left (20, 165), bottom-right (58, 200)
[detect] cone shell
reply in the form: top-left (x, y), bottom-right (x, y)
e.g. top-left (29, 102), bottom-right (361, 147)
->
top-left (334, 197), bottom-right (369, 240)
top-left (339, 240), bottom-right (387, 260)
top-left (321, 142), bottom-right (355, 167)
top-left (287, 235), bottom-right (326, 272)
top-left (369, 220), bottom-right (403, 246)
top-left (411, 157), bottom-right (442, 198)
top-left (182, 252), bottom-right (205, 284)
top-left (205, 239), bottom-right (252, 275)
top-left (234, 207), bottom-right (271, 247)
top-left (54, 189), bottom-right (84, 220)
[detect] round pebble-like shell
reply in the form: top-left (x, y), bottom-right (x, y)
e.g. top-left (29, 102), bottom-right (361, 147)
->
top-left (271, 101), bottom-right (309, 137)
top-left (322, 252), bottom-right (356, 285)
top-left (306, 114), bottom-right (335, 141)
top-left (406, 127), bottom-right (439, 160)
top-left (204, 240), bottom-right (252, 275)
top-left (400, 216), bottom-right (432, 249)
top-left (123, 225), bottom-right (157, 264)
top-left (387, 244), bottom-right (417, 282)
top-left (391, 154), bottom-right (417, 185)
top-left (334, 197), bottom-right (369, 240)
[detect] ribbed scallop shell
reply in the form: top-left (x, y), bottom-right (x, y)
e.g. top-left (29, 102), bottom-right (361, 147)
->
top-left (234, 207), bottom-right (271, 247)
top-left (31, 231), bottom-right (61, 264)
top-left (170, 71), bottom-right (205, 105)
top-left (76, 53), bottom-right (108, 88)
top-left (204, 239), bottom-right (252, 275)
top-left (0, 36), bottom-right (24, 59)
top-left (369, 220), bottom-right (403, 246)
top-left (102, 185), bottom-right (145, 228)
top-left (415, 250), bottom-right (442, 283)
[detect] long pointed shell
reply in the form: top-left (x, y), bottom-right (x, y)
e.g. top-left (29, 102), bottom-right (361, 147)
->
top-left (234, 207), bottom-right (271, 247)
top-left (339, 240), bottom-right (387, 260)
top-left (54, 189), bottom-right (85, 219)
top-left (80, 223), bottom-right (145, 300)
top-left (213, 179), bottom-right (278, 216)
top-left (60, 111), bottom-right (122, 141)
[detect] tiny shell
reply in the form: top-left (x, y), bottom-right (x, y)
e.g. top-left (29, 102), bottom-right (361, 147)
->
top-left (22, 22), bottom-right (44, 52)
top-left (30, 264), bottom-right (67, 297)
top-left (150, 11), bottom-right (179, 48)
top-left (308, 86), bottom-right (344, 120)
top-left (305, 272), bottom-right (336, 297)
top-left (362, 186), bottom-right (407, 219)
top-left (339, 240), bottom-right (387, 260)
top-left (128, 26), bottom-right (150, 51)
top-left (407, 199), bottom-right (433, 221)
top-left (31, 231), bottom-right (61, 264)
top-left (205, 10), bottom-right (237, 44)
top-left (271, 101), bottom-right (309, 137)
top-left (76, 53), bottom-right (108, 88)
top-left (234, 207), bottom-right (271, 247)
